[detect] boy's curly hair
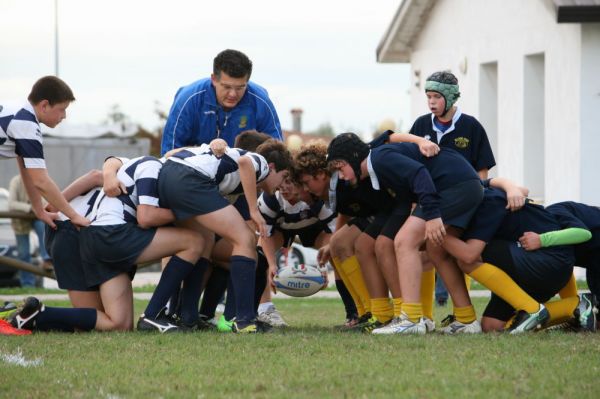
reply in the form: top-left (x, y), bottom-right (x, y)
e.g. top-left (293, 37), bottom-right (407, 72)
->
top-left (292, 140), bottom-right (329, 180)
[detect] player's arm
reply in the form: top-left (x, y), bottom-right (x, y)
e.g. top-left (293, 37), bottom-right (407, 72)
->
top-left (388, 132), bottom-right (440, 157)
top-left (239, 155), bottom-right (267, 237)
top-left (518, 228), bottom-right (592, 251)
top-left (61, 170), bottom-right (103, 203)
top-left (477, 169), bottom-right (489, 180)
top-left (442, 235), bottom-right (486, 266)
top-left (18, 158), bottom-right (89, 228)
top-left (318, 213), bottom-right (349, 266)
top-left (136, 204), bottom-right (175, 229)
top-left (102, 157), bottom-right (126, 197)
top-left (258, 234), bottom-right (281, 293)
top-left (487, 177), bottom-right (529, 211)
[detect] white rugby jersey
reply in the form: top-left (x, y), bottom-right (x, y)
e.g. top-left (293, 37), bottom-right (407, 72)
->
top-left (0, 102), bottom-right (45, 168)
top-left (167, 144), bottom-right (270, 197)
top-left (91, 156), bottom-right (162, 226)
top-left (57, 188), bottom-right (102, 222)
top-left (258, 191), bottom-right (336, 237)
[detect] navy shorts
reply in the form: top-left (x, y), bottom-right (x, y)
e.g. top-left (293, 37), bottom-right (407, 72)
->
top-left (45, 221), bottom-right (98, 292)
top-left (413, 179), bottom-right (483, 229)
top-left (158, 161), bottom-right (229, 220)
top-left (347, 216), bottom-right (374, 232)
top-left (364, 203), bottom-right (412, 240)
top-left (482, 240), bottom-right (574, 321)
top-left (277, 224), bottom-right (326, 248)
top-left (79, 223), bottom-right (155, 287)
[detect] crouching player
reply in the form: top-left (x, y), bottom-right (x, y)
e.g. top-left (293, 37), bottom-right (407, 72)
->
top-left (256, 173), bottom-right (336, 327)
top-left (157, 139), bottom-right (292, 333)
top-left (441, 184), bottom-right (578, 333)
top-left (10, 156), bottom-right (206, 333)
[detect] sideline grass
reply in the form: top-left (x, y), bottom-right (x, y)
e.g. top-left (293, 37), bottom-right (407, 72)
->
top-left (1, 297), bottom-right (599, 398)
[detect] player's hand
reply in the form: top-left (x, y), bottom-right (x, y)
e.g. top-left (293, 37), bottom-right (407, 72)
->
top-left (425, 217), bottom-right (446, 246)
top-left (418, 140), bottom-right (440, 157)
top-left (319, 266), bottom-right (329, 290)
top-left (36, 209), bottom-right (59, 230)
top-left (209, 138), bottom-right (228, 157)
top-left (44, 203), bottom-right (58, 213)
top-left (250, 210), bottom-right (267, 238)
top-left (268, 264), bottom-right (277, 294)
top-left (317, 244), bottom-right (331, 266)
top-left (518, 231), bottom-right (542, 251)
top-left (505, 189), bottom-right (527, 212)
top-left (103, 175), bottom-right (126, 198)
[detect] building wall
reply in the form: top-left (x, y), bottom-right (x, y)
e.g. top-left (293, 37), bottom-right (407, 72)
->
top-left (406, 0), bottom-right (592, 203)
top-left (0, 137), bottom-right (150, 190)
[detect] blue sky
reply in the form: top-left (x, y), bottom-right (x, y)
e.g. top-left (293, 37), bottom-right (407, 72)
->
top-left (1, 0), bottom-right (411, 137)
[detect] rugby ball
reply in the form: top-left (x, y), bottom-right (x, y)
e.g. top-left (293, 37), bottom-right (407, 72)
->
top-left (274, 264), bottom-right (326, 297)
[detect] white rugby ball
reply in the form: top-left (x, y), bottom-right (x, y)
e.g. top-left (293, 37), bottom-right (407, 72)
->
top-left (274, 264), bottom-right (326, 297)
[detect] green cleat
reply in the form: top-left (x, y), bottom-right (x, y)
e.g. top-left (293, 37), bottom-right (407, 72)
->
top-left (216, 315), bottom-right (234, 333)
top-left (0, 302), bottom-right (17, 320)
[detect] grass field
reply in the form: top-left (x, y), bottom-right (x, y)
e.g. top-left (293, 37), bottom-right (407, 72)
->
top-left (1, 296), bottom-right (599, 398)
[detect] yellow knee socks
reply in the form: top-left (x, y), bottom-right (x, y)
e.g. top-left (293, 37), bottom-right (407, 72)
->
top-left (469, 263), bottom-right (539, 313)
top-left (420, 269), bottom-right (435, 320)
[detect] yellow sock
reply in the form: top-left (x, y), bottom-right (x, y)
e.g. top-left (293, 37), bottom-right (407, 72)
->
top-left (371, 298), bottom-right (393, 323)
top-left (464, 274), bottom-right (472, 291)
top-left (469, 263), bottom-right (539, 313)
top-left (454, 305), bottom-right (476, 324)
top-left (402, 302), bottom-right (422, 323)
top-left (545, 297), bottom-right (579, 327)
top-left (332, 257), bottom-right (365, 316)
top-left (339, 256), bottom-right (371, 313)
top-left (392, 297), bottom-right (403, 318)
top-left (420, 269), bottom-right (435, 320)
top-left (559, 274), bottom-right (578, 298)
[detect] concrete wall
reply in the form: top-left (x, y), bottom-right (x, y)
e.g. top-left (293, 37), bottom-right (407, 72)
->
top-left (406, 0), bottom-right (597, 203)
top-left (0, 137), bottom-right (150, 190)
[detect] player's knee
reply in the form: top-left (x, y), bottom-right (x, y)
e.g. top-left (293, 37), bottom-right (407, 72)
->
top-left (354, 237), bottom-right (373, 258)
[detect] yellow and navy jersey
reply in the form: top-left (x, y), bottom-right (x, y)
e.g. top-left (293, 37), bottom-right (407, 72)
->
top-left (409, 108), bottom-right (496, 172)
top-left (0, 102), bottom-right (46, 168)
top-left (332, 172), bottom-right (394, 218)
top-left (167, 144), bottom-right (269, 198)
top-left (92, 156), bottom-right (163, 226)
top-left (463, 188), bottom-right (565, 243)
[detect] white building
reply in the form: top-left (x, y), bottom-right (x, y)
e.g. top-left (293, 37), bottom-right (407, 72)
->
top-left (377, 0), bottom-right (600, 204)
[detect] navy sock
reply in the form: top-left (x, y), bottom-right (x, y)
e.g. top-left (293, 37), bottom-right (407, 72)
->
top-left (223, 277), bottom-right (236, 321)
top-left (199, 265), bottom-right (229, 319)
top-left (336, 279), bottom-right (358, 319)
top-left (254, 248), bottom-right (268, 312)
top-left (179, 258), bottom-right (209, 325)
top-left (229, 255), bottom-right (257, 325)
top-left (144, 255), bottom-right (195, 319)
top-left (35, 307), bottom-right (97, 332)
top-left (167, 285), bottom-right (181, 316)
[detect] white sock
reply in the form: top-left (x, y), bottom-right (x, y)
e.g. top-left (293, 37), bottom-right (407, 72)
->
top-left (258, 302), bottom-right (274, 314)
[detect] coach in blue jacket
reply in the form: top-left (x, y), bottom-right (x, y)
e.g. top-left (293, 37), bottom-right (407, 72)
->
top-left (161, 49), bottom-right (283, 155)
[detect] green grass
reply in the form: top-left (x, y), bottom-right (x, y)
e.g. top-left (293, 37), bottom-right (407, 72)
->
top-left (1, 297), bottom-right (599, 398)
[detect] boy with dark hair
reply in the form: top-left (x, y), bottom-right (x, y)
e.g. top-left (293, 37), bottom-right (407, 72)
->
top-left (161, 49), bottom-right (282, 154)
top-left (0, 76), bottom-right (89, 229)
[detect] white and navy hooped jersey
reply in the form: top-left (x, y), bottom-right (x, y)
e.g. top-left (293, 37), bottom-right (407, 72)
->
top-left (0, 102), bottom-right (45, 168)
top-left (91, 156), bottom-right (162, 226)
top-left (58, 187), bottom-right (102, 222)
top-left (258, 191), bottom-right (336, 237)
top-left (167, 144), bottom-right (270, 197)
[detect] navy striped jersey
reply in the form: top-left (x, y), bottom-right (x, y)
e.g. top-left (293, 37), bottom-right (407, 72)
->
top-left (0, 102), bottom-right (46, 168)
top-left (58, 188), bottom-right (102, 222)
top-left (167, 144), bottom-right (270, 197)
top-left (258, 191), bottom-right (336, 237)
top-left (91, 156), bottom-right (162, 225)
